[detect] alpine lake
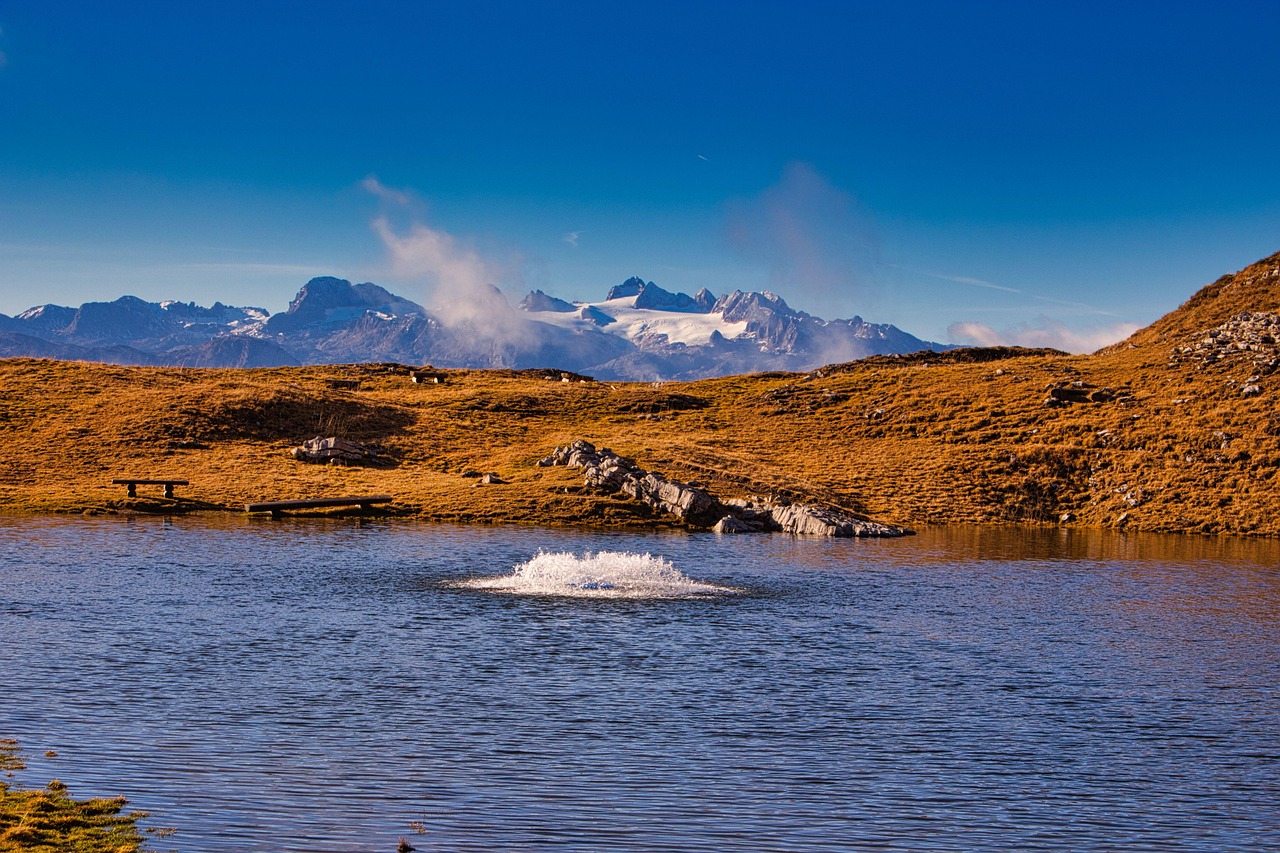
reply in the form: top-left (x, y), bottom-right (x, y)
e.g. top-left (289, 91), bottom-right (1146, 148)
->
top-left (2, 516), bottom-right (1278, 852)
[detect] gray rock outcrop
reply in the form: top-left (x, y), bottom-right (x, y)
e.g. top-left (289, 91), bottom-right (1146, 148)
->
top-left (711, 515), bottom-right (757, 534)
top-left (541, 440), bottom-right (722, 525)
top-left (539, 439), bottom-right (911, 537)
top-left (291, 436), bottom-right (379, 465)
top-left (731, 497), bottom-right (908, 537)
top-left (1170, 311), bottom-right (1280, 375)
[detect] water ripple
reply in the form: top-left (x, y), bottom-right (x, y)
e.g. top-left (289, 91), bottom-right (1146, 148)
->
top-left (2, 518), bottom-right (1278, 852)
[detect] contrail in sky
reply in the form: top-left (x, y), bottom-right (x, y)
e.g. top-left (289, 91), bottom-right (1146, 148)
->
top-left (899, 265), bottom-right (1118, 316)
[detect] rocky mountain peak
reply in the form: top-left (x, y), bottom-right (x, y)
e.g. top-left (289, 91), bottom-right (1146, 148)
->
top-left (160, 299), bottom-right (266, 326)
top-left (713, 290), bottom-right (804, 323)
top-left (0, 271), bottom-right (952, 377)
top-left (15, 303), bottom-right (76, 333)
top-left (602, 277), bottom-right (707, 313)
top-left (634, 282), bottom-right (702, 313)
top-left (62, 295), bottom-right (174, 342)
top-left (605, 276), bottom-right (649, 301)
top-left (518, 289), bottom-right (577, 313)
top-left (267, 277), bottom-right (423, 334)
top-left (286, 276), bottom-right (351, 310)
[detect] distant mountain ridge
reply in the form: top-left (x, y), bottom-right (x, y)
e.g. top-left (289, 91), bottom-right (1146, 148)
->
top-left (0, 276), bottom-right (950, 379)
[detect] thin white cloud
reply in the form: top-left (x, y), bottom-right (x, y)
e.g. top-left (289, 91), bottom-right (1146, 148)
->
top-left (899, 266), bottom-right (1022, 294)
top-left (361, 175), bottom-right (413, 206)
top-left (372, 214), bottom-right (536, 347)
top-left (947, 317), bottom-right (1139, 354)
top-left (899, 264), bottom-right (1119, 316)
top-left (947, 321), bottom-right (1014, 348)
top-left (375, 217), bottom-right (487, 287)
top-left (698, 154), bottom-right (710, 162)
top-left (1031, 293), bottom-right (1121, 316)
top-left (563, 230), bottom-right (581, 248)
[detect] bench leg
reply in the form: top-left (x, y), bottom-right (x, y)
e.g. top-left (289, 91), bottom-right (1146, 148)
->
top-left (164, 484), bottom-right (175, 499)
top-left (126, 483), bottom-right (137, 498)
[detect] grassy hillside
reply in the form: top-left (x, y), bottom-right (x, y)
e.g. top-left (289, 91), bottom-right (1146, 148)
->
top-left (2, 251), bottom-right (1278, 535)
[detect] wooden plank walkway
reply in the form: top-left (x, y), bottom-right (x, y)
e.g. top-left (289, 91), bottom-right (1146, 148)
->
top-left (244, 495), bottom-right (393, 515)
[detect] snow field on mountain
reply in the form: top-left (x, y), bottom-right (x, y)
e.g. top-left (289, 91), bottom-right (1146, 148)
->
top-left (526, 295), bottom-right (751, 347)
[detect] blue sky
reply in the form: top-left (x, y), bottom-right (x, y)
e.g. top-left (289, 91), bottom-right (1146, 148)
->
top-left (2, 1), bottom-right (1278, 350)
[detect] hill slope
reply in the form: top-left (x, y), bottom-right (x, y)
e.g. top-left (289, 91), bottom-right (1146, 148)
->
top-left (1, 252), bottom-right (1277, 535)
top-left (1110, 250), bottom-right (1280, 351)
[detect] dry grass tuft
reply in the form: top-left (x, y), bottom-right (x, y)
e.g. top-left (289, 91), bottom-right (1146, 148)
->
top-left (0, 740), bottom-right (149, 853)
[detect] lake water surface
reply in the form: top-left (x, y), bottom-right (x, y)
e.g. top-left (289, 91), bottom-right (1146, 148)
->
top-left (2, 517), bottom-right (1278, 852)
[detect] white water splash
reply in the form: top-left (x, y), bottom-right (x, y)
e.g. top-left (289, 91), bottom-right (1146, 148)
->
top-left (456, 551), bottom-right (739, 599)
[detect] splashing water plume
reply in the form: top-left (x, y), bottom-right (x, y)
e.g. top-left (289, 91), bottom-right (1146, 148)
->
top-left (458, 551), bottom-right (738, 598)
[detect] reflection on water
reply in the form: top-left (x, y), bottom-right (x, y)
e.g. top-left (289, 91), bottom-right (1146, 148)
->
top-left (846, 522), bottom-right (1280, 567)
top-left (2, 516), bottom-right (1278, 852)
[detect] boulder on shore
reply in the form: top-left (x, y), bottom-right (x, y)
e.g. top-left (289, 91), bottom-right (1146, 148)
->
top-left (543, 440), bottom-right (723, 526)
top-left (750, 499), bottom-right (906, 537)
top-left (539, 439), bottom-right (911, 537)
top-left (712, 515), bottom-right (759, 534)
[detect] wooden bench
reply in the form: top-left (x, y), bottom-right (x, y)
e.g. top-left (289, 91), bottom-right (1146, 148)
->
top-left (411, 371), bottom-right (448, 384)
top-left (244, 495), bottom-right (393, 516)
top-left (327, 378), bottom-right (361, 390)
top-left (113, 478), bottom-right (189, 498)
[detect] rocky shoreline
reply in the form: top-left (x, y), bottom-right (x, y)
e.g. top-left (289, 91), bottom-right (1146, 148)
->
top-left (538, 440), bottom-right (912, 537)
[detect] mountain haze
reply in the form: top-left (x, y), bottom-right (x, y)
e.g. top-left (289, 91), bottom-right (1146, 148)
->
top-left (0, 276), bottom-right (949, 379)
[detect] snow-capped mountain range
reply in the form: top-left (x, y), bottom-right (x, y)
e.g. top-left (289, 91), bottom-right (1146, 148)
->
top-left (0, 276), bottom-right (950, 379)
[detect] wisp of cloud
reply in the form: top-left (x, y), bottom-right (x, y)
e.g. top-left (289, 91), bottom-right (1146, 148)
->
top-left (366, 179), bottom-right (537, 350)
top-left (725, 163), bottom-right (880, 313)
top-left (362, 175), bottom-right (414, 207)
top-left (947, 317), bottom-right (1139, 354)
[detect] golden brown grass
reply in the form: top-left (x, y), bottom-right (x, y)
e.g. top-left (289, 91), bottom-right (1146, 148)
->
top-left (2, 251), bottom-right (1278, 535)
top-left (0, 739), bottom-right (150, 853)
